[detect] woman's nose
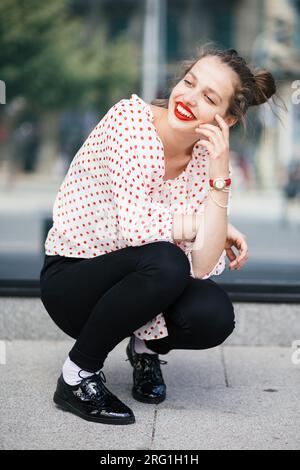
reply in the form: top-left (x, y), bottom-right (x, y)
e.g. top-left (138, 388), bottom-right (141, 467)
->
top-left (184, 95), bottom-right (197, 106)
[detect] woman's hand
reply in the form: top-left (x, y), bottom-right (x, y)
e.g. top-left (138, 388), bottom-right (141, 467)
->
top-left (195, 114), bottom-right (230, 176)
top-left (225, 222), bottom-right (249, 270)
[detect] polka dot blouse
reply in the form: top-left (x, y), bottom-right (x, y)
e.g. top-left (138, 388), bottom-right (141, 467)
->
top-left (45, 93), bottom-right (232, 341)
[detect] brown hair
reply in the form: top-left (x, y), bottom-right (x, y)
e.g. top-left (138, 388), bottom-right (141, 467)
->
top-left (151, 41), bottom-right (286, 134)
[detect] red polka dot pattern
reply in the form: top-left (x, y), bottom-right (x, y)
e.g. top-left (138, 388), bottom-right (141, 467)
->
top-left (44, 93), bottom-right (233, 341)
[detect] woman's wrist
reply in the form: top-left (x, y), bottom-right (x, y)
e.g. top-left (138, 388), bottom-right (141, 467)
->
top-left (209, 172), bottom-right (230, 180)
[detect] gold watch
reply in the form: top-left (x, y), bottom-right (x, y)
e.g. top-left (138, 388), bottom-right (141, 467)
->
top-left (209, 177), bottom-right (231, 190)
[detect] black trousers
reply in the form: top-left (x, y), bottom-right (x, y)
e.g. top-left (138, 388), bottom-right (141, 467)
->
top-left (39, 241), bottom-right (235, 372)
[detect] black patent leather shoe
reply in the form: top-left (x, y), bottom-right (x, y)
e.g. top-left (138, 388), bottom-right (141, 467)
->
top-left (125, 335), bottom-right (168, 404)
top-left (53, 370), bottom-right (135, 425)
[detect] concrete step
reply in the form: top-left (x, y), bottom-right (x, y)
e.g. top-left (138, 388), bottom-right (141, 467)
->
top-left (0, 297), bottom-right (299, 346)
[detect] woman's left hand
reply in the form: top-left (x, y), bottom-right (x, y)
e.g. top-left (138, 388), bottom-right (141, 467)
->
top-left (225, 222), bottom-right (249, 270)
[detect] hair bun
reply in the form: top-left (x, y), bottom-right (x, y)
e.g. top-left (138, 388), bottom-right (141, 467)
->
top-left (251, 69), bottom-right (277, 106)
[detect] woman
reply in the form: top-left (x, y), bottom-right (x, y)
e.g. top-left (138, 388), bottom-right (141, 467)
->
top-left (40, 44), bottom-right (277, 425)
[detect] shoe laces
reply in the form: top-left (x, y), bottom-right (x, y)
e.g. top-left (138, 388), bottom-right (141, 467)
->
top-left (127, 354), bottom-right (168, 382)
top-left (77, 369), bottom-right (115, 402)
top-left (78, 368), bottom-right (107, 383)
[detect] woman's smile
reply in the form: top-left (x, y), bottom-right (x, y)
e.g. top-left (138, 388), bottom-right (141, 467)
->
top-left (174, 102), bottom-right (197, 121)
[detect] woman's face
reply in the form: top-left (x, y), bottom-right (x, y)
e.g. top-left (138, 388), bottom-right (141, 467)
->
top-left (168, 56), bottom-right (238, 132)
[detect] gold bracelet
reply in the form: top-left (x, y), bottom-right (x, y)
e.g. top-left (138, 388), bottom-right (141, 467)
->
top-left (210, 187), bottom-right (230, 192)
top-left (208, 188), bottom-right (229, 208)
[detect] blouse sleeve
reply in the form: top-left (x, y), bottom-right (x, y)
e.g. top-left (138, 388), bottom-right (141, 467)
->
top-left (104, 99), bottom-right (174, 246)
top-left (199, 249), bottom-right (226, 279)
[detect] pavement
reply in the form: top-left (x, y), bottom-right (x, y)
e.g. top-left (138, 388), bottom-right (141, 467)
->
top-left (1, 297), bottom-right (300, 450)
top-left (1, 339), bottom-right (299, 450)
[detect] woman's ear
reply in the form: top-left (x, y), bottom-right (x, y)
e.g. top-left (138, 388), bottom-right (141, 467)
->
top-left (226, 115), bottom-right (238, 128)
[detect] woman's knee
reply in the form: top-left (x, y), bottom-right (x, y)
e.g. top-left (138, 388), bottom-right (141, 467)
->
top-left (214, 299), bottom-right (235, 344)
top-left (141, 241), bottom-right (191, 287)
top-left (185, 280), bottom-right (235, 346)
top-left (214, 285), bottom-right (234, 327)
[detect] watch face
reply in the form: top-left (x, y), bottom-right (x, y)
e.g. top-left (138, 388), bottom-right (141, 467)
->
top-left (214, 178), bottom-right (225, 190)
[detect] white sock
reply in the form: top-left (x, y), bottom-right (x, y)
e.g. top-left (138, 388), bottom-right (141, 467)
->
top-left (62, 355), bottom-right (100, 386)
top-left (134, 336), bottom-right (157, 355)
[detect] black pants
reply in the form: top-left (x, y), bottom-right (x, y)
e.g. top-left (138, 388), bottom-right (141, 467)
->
top-left (39, 241), bottom-right (235, 372)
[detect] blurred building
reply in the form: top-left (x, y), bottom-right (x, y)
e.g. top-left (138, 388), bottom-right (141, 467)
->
top-left (99, 0), bottom-right (300, 190)
top-left (2, 0), bottom-right (299, 192)
top-left (244, 0), bottom-right (300, 189)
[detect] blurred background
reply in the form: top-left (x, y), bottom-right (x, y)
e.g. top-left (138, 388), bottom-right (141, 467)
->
top-left (0, 0), bottom-right (299, 287)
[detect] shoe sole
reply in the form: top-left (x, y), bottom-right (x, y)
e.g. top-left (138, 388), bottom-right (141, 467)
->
top-left (126, 341), bottom-right (166, 405)
top-left (132, 388), bottom-right (166, 404)
top-left (53, 392), bottom-right (135, 425)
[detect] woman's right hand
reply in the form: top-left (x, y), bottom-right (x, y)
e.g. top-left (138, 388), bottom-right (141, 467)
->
top-left (195, 113), bottom-right (230, 177)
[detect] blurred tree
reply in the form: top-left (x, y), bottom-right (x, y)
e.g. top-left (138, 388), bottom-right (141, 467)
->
top-left (0, 0), bottom-right (140, 111)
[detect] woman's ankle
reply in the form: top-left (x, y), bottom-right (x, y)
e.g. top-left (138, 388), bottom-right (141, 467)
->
top-left (62, 355), bottom-right (100, 385)
top-left (133, 336), bottom-right (157, 355)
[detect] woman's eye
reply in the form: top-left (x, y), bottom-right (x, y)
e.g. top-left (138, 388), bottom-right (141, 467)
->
top-left (183, 80), bottom-right (215, 104)
top-left (205, 95), bottom-right (215, 105)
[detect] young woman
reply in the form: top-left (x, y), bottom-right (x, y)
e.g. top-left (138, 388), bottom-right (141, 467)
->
top-left (40, 44), bottom-right (277, 425)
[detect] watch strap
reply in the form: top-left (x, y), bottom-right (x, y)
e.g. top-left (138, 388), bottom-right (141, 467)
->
top-left (209, 177), bottom-right (231, 188)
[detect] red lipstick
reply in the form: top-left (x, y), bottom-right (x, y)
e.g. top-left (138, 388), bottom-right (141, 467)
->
top-left (174, 102), bottom-right (196, 121)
